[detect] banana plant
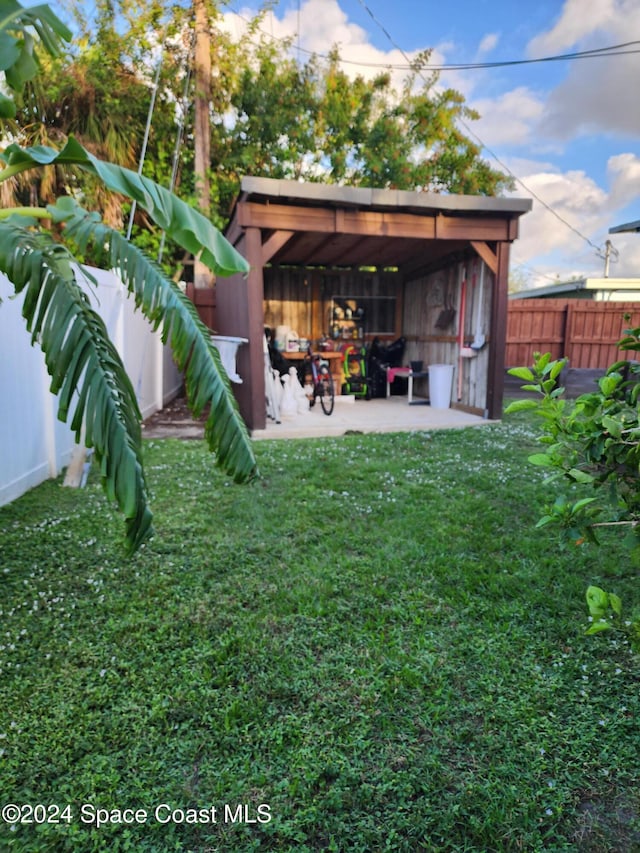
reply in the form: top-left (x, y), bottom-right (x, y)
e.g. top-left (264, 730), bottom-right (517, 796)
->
top-left (0, 1), bottom-right (257, 552)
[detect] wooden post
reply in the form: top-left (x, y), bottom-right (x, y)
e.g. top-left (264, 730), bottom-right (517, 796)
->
top-left (486, 242), bottom-right (510, 420)
top-left (193, 0), bottom-right (213, 290)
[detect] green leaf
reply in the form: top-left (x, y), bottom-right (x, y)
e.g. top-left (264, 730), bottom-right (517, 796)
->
top-left (0, 221), bottom-right (151, 552)
top-left (601, 416), bottom-right (622, 438)
top-left (0, 89), bottom-right (15, 117)
top-left (568, 468), bottom-right (595, 484)
top-left (585, 621), bottom-right (612, 635)
top-left (598, 374), bottom-right (621, 397)
top-left (570, 497), bottom-right (597, 515)
top-left (527, 453), bottom-right (555, 467)
top-left (609, 593), bottom-right (622, 617)
top-left (507, 366), bottom-right (535, 381)
top-left (54, 199), bottom-right (258, 485)
top-left (586, 585), bottom-right (609, 618)
top-left (504, 398), bottom-right (539, 414)
top-left (2, 140), bottom-right (250, 278)
top-left (536, 352), bottom-right (552, 371)
top-left (549, 359), bottom-right (565, 381)
top-left (4, 31), bottom-right (37, 90)
top-left (0, 30), bottom-right (20, 71)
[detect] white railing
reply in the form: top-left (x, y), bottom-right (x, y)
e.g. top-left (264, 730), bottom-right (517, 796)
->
top-left (0, 267), bottom-right (181, 507)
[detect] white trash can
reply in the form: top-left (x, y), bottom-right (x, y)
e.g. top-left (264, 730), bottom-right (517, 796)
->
top-left (428, 363), bottom-right (454, 409)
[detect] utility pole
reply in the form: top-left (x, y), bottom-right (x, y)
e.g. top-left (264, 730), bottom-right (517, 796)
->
top-left (601, 239), bottom-right (619, 278)
top-left (193, 0), bottom-right (213, 289)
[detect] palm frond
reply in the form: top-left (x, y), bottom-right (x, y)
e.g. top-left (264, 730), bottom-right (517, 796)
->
top-left (0, 0), bottom-right (72, 117)
top-left (52, 197), bottom-right (258, 484)
top-left (0, 138), bottom-right (250, 278)
top-left (0, 216), bottom-right (152, 552)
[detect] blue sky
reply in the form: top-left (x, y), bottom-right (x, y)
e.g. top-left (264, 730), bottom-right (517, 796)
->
top-left (225, 0), bottom-right (640, 287)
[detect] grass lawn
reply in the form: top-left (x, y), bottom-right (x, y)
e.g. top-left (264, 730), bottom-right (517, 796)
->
top-left (1, 409), bottom-right (639, 852)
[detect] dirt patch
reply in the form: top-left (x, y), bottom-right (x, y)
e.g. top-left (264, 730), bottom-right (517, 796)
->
top-left (142, 393), bottom-right (208, 439)
top-left (569, 791), bottom-right (640, 852)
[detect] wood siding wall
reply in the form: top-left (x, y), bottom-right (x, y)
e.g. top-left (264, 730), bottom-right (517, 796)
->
top-left (403, 262), bottom-right (494, 412)
top-left (263, 260), bottom-right (494, 414)
top-left (263, 267), bottom-right (402, 343)
top-left (506, 300), bottom-right (640, 368)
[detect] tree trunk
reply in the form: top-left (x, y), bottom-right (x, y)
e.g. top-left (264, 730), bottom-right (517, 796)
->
top-left (193, 0), bottom-right (213, 290)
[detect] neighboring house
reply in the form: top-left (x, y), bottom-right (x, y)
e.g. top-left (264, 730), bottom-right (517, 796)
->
top-left (510, 277), bottom-right (640, 301)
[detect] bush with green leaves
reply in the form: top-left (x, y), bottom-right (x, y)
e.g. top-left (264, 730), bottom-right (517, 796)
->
top-left (506, 341), bottom-right (640, 649)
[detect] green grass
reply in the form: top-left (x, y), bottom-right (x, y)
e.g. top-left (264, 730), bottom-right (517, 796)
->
top-left (1, 410), bottom-right (640, 852)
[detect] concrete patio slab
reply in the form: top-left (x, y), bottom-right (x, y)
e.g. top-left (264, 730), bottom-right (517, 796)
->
top-left (251, 395), bottom-right (494, 440)
top-left (142, 393), bottom-right (496, 441)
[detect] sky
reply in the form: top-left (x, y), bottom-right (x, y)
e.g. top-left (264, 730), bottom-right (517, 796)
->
top-left (221, 0), bottom-right (640, 289)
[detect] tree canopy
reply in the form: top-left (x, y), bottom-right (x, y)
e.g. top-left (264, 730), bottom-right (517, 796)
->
top-left (6, 0), bottom-right (511, 277)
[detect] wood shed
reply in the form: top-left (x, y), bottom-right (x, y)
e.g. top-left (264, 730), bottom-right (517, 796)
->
top-left (218, 177), bottom-right (531, 431)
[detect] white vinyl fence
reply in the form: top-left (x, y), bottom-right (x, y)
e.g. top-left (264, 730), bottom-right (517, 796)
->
top-left (0, 267), bottom-right (181, 507)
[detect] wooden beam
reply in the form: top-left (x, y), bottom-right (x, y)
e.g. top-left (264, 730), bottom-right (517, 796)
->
top-left (238, 201), bottom-right (439, 239)
top-left (225, 217), bottom-right (244, 249)
top-left (435, 215), bottom-right (511, 241)
top-left (486, 241), bottom-right (510, 420)
top-left (244, 227), bottom-right (267, 431)
top-left (215, 228), bottom-right (266, 431)
top-left (237, 200), bottom-right (520, 244)
top-left (470, 241), bottom-right (498, 274)
top-left (261, 230), bottom-right (295, 265)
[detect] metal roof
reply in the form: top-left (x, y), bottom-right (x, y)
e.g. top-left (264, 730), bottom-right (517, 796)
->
top-left (609, 220), bottom-right (640, 234)
top-left (238, 176), bottom-right (532, 216)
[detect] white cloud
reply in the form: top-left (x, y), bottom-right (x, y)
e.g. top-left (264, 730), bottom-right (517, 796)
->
top-left (526, 0), bottom-right (640, 140)
top-left (607, 153), bottom-right (640, 209)
top-left (477, 33), bottom-right (499, 55)
top-left (539, 51), bottom-right (640, 140)
top-left (221, 0), bottom-right (430, 89)
top-left (507, 166), bottom-right (609, 276)
top-left (506, 152), bottom-right (640, 281)
top-left (471, 87), bottom-right (545, 146)
top-left (527, 0), bottom-right (617, 55)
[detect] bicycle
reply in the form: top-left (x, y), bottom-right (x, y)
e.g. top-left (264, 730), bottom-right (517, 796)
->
top-left (305, 346), bottom-right (335, 415)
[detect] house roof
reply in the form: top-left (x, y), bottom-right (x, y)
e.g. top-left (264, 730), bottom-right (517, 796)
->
top-left (510, 277), bottom-right (640, 299)
top-left (609, 220), bottom-right (640, 234)
top-left (226, 176), bottom-right (532, 273)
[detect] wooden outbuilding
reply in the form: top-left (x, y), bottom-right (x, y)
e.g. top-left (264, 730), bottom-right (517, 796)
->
top-left (218, 177), bottom-right (531, 431)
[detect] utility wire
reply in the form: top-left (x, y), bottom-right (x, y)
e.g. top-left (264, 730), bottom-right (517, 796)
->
top-left (227, 4), bottom-right (640, 71)
top-left (354, 0), bottom-right (608, 255)
top-left (225, 0), bottom-right (628, 257)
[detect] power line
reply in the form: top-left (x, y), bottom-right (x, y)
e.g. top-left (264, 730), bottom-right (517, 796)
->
top-left (353, 0), bottom-right (608, 256)
top-left (225, 0), bottom-right (625, 257)
top-left (226, 4), bottom-right (640, 72)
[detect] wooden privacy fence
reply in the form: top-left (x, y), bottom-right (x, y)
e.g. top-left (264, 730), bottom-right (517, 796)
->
top-left (506, 299), bottom-right (640, 368)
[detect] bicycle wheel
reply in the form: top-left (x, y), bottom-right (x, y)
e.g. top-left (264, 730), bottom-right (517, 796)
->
top-left (317, 366), bottom-right (335, 415)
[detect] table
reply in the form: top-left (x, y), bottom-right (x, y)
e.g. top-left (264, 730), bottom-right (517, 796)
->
top-left (386, 367), bottom-right (430, 404)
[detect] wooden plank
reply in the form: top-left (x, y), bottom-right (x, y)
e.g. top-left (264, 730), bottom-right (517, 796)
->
top-left (470, 240), bottom-right (498, 274)
top-left (261, 230), bottom-right (295, 265)
top-left (508, 300), bottom-right (640, 371)
top-left (487, 242), bottom-right (510, 419)
top-left (506, 299), bottom-right (568, 365)
top-left (435, 216), bottom-right (512, 241)
top-left (239, 199), bottom-right (518, 243)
